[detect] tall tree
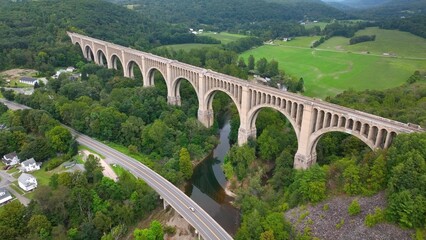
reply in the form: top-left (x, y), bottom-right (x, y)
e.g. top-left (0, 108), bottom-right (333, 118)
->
top-left (179, 147), bottom-right (193, 180)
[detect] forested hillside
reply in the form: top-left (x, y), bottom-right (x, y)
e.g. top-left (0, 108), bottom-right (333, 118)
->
top-left (108, 0), bottom-right (348, 30)
top-left (0, 0), bottom-right (209, 72)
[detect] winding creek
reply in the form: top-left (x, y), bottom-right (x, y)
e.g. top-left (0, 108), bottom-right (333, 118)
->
top-left (185, 120), bottom-right (240, 235)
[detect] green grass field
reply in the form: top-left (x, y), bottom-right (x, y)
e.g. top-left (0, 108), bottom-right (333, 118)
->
top-left (201, 32), bottom-right (246, 44)
top-left (241, 28), bottom-right (426, 98)
top-left (157, 43), bottom-right (219, 52)
top-left (157, 32), bottom-right (247, 51)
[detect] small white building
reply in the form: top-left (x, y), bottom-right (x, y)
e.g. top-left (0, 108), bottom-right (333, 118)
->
top-left (0, 187), bottom-right (13, 204)
top-left (20, 158), bottom-right (40, 172)
top-left (19, 77), bottom-right (39, 86)
top-left (18, 173), bottom-right (37, 192)
top-left (2, 152), bottom-right (20, 166)
top-left (66, 66), bottom-right (75, 72)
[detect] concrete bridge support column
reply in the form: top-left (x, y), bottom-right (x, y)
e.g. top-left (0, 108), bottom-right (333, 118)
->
top-left (294, 104), bottom-right (317, 169)
top-left (160, 196), bottom-right (169, 210)
top-left (140, 56), bottom-right (151, 87)
top-left (198, 73), bottom-right (214, 128)
top-left (166, 62), bottom-right (181, 106)
top-left (238, 85), bottom-right (256, 145)
top-left (122, 50), bottom-right (130, 78)
top-left (106, 46), bottom-right (113, 69)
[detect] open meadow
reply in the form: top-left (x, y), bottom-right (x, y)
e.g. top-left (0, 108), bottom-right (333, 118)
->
top-left (241, 28), bottom-right (426, 98)
top-left (156, 32), bottom-right (246, 51)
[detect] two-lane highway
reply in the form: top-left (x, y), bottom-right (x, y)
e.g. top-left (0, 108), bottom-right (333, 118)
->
top-left (0, 99), bottom-right (233, 240)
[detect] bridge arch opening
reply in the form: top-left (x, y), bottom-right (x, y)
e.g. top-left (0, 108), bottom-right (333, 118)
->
top-left (250, 107), bottom-right (298, 164)
top-left (203, 89), bottom-right (241, 143)
top-left (126, 61), bottom-right (144, 82)
top-left (147, 67), bottom-right (167, 87)
top-left (84, 45), bottom-right (94, 61)
top-left (173, 77), bottom-right (199, 117)
top-left (110, 54), bottom-right (124, 75)
top-left (311, 130), bottom-right (374, 165)
top-left (97, 50), bottom-right (107, 66)
top-left (147, 68), bottom-right (168, 98)
top-left (247, 105), bottom-right (300, 141)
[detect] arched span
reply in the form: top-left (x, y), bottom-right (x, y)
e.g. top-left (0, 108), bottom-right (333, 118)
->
top-left (204, 88), bottom-right (242, 117)
top-left (247, 104), bottom-right (300, 141)
top-left (146, 67), bottom-right (167, 86)
top-left (171, 76), bottom-right (199, 98)
top-left (126, 60), bottom-right (143, 79)
top-left (96, 49), bottom-right (107, 66)
top-left (307, 127), bottom-right (376, 157)
top-left (84, 45), bottom-right (94, 61)
top-left (110, 54), bottom-right (124, 71)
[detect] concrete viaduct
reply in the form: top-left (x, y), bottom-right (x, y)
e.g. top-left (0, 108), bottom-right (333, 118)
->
top-left (68, 32), bottom-right (423, 170)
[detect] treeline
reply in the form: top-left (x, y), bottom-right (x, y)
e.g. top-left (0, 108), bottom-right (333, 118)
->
top-left (349, 35), bottom-right (376, 45)
top-left (312, 21), bottom-right (375, 47)
top-left (379, 15), bottom-right (426, 39)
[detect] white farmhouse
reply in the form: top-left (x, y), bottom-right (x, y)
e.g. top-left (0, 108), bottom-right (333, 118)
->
top-left (20, 158), bottom-right (41, 172)
top-left (2, 151), bottom-right (20, 166)
top-left (18, 173), bottom-right (37, 192)
top-left (0, 187), bottom-right (13, 204)
top-left (19, 77), bottom-right (39, 86)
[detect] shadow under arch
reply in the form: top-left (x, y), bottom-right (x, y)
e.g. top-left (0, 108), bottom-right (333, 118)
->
top-left (110, 54), bottom-right (124, 74)
top-left (96, 49), bottom-right (107, 66)
top-left (84, 45), bottom-right (94, 61)
top-left (308, 128), bottom-right (376, 164)
top-left (172, 77), bottom-right (200, 117)
top-left (146, 67), bottom-right (167, 87)
top-left (126, 60), bottom-right (144, 81)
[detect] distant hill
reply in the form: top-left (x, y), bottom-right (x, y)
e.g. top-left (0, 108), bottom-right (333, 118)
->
top-left (107, 0), bottom-right (348, 27)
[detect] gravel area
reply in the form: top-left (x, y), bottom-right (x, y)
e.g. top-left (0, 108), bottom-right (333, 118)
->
top-left (285, 192), bottom-right (414, 240)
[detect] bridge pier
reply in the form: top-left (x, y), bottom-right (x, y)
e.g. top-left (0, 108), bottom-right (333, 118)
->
top-left (167, 96), bottom-right (181, 106)
top-left (238, 127), bottom-right (257, 145)
top-left (198, 109), bottom-right (214, 128)
top-left (294, 152), bottom-right (317, 169)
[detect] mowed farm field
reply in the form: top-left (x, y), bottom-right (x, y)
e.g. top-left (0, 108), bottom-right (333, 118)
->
top-left (157, 32), bottom-right (246, 51)
top-left (241, 28), bottom-right (426, 98)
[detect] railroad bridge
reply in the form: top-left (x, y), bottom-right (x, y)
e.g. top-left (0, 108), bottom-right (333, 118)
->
top-left (68, 32), bottom-right (423, 169)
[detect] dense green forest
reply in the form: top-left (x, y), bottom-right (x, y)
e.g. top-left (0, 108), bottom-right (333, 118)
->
top-left (0, 0), bottom-right (219, 72)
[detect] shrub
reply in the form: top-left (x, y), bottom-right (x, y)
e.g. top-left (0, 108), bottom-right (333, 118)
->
top-left (348, 199), bottom-right (361, 216)
top-left (335, 219), bottom-right (344, 229)
top-left (45, 157), bottom-right (66, 171)
top-left (364, 207), bottom-right (385, 227)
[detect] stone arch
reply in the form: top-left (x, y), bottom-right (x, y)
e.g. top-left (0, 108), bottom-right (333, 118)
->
top-left (307, 128), bottom-right (375, 161)
top-left (247, 104), bottom-right (300, 141)
top-left (110, 54), bottom-right (124, 71)
top-left (204, 88), bottom-right (241, 114)
top-left (96, 49), bottom-right (107, 66)
top-left (146, 67), bottom-right (167, 86)
top-left (126, 60), bottom-right (143, 79)
top-left (84, 45), bottom-right (94, 61)
top-left (171, 76), bottom-right (199, 98)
